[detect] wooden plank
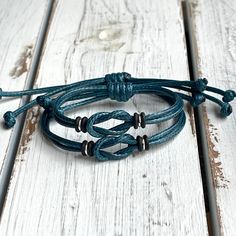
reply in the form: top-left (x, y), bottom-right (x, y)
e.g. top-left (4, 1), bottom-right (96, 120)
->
top-left (0, 0), bottom-right (208, 235)
top-left (0, 1), bottom-right (48, 180)
top-left (190, 0), bottom-right (236, 234)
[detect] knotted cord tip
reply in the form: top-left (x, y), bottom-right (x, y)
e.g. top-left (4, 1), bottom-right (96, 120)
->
top-left (220, 102), bottom-right (232, 117)
top-left (190, 93), bottom-right (206, 107)
top-left (36, 96), bottom-right (52, 109)
top-left (3, 111), bottom-right (16, 128)
top-left (194, 78), bottom-right (208, 92)
top-left (223, 90), bottom-right (236, 102)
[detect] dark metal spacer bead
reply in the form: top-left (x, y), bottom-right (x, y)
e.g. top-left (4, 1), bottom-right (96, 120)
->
top-left (75, 116), bottom-right (88, 133)
top-left (136, 135), bottom-right (149, 152)
top-left (143, 135), bottom-right (149, 151)
top-left (75, 116), bottom-right (82, 132)
top-left (81, 140), bottom-right (88, 156)
top-left (81, 117), bottom-right (88, 133)
top-left (133, 112), bottom-right (139, 129)
top-left (87, 141), bottom-right (95, 157)
top-left (140, 112), bottom-right (146, 128)
top-left (136, 135), bottom-right (143, 152)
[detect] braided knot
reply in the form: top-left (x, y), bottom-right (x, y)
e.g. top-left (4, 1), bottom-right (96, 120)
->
top-left (190, 93), bottom-right (206, 107)
top-left (223, 90), bottom-right (236, 102)
top-left (0, 88), bottom-right (2, 99)
top-left (36, 96), bottom-right (53, 109)
top-left (193, 78), bottom-right (208, 92)
top-left (220, 103), bottom-right (232, 117)
top-left (4, 111), bottom-right (16, 128)
top-left (105, 72), bottom-right (133, 102)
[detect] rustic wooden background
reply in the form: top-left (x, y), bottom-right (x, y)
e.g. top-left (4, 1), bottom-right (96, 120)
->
top-left (0, 0), bottom-right (235, 235)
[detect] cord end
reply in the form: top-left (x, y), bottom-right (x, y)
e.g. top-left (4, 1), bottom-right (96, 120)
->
top-left (3, 111), bottom-right (16, 128)
top-left (36, 96), bottom-right (53, 109)
top-left (220, 103), bottom-right (232, 118)
top-left (223, 90), bottom-right (236, 103)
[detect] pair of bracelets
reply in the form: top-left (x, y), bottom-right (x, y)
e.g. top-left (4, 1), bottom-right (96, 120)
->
top-left (0, 72), bottom-right (235, 161)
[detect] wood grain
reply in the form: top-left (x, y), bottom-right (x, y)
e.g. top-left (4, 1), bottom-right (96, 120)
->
top-left (0, 0), bottom-right (208, 235)
top-left (0, 0), bottom-right (48, 178)
top-left (191, 0), bottom-right (236, 235)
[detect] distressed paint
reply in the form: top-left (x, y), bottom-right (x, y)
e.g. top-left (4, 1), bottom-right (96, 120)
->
top-left (0, 0), bottom-right (48, 178)
top-left (191, 0), bottom-right (236, 234)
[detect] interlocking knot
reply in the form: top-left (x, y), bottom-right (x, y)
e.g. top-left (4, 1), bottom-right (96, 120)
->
top-left (105, 72), bottom-right (133, 102)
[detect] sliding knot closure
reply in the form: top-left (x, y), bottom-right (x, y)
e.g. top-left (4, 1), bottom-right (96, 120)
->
top-left (105, 72), bottom-right (133, 102)
top-left (37, 96), bottom-right (53, 109)
top-left (193, 78), bottom-right (208, 92)
top-left (223, 90), bottom-right (236, 102)
top-left (4, 111), bottom-right (16, 128)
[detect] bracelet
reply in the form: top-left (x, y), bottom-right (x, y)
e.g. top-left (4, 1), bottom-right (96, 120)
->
top-left (0, 72), bottom-right (235, 161)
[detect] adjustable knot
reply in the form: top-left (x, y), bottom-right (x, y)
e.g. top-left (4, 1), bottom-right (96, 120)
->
top-left (104, 72), bottom-right (131, 83)
top-left (3, 111), bottom-right (16, 128)
top-left (36, 96), bottom-right (53, 109)
top-left (105, 72), bottom-right (133, 102)
top-left (223, 90), bottom-right (236, 102)
top-left (193, 78), bottom-right (208, 92)
top-left (220, 102), bottom-right (232, 117)
top-left (190, 93), bottom-right (206, 107)
top-left (0, 88), bottom-right (2, 99)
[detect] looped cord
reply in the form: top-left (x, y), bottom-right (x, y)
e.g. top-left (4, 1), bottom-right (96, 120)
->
top-left (93, 134), bottom-right (136, 161)
top-left (4, 111), bottom-right (16, 128)
top-left (105, 72), bottom-right (133, 102)
top-left (223, 90), bottom-right (236, 102)
top-left (86, 110), bottom-right (132, 138)
top-left (193, 78), bottom-right (208, 92)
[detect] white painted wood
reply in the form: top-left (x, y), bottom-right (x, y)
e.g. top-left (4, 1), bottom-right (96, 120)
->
top-left (0, 0), bottom-right (48, 177)
top-left (190, 0), bottom-right (236, 235)
top-left (0, 0), bottom-right (208, 235)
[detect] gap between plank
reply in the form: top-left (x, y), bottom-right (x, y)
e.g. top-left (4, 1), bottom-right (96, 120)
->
top-left (0, 0), bottom-right (55, 216)
top-left (181, 1), bottom-right (220, 236)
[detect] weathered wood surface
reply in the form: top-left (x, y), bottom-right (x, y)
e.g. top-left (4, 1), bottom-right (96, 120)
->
top-left (0, 0), bottom-right (48, 177)
top-left (191, 0), bottom-right (236, 234)
top-left (0, 0), bottom-right (209, 235)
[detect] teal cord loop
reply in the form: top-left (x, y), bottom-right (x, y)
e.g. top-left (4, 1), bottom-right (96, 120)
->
top-left (0, 72), bottom-right (235, 161)
top-left (86, 110), bottom-right (131, 138)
